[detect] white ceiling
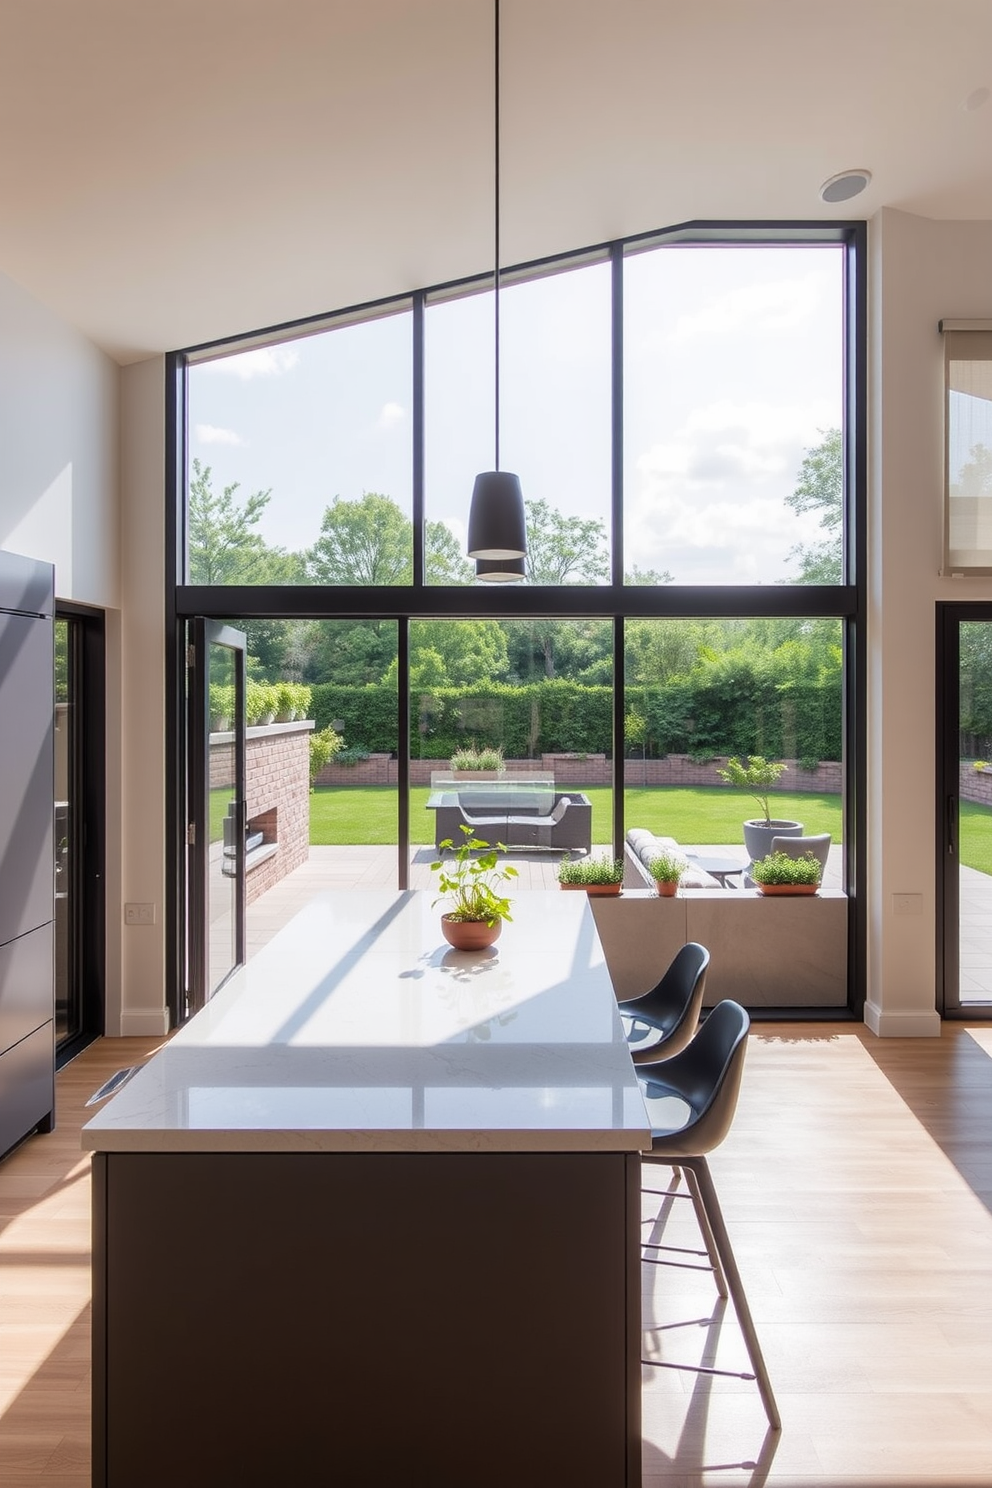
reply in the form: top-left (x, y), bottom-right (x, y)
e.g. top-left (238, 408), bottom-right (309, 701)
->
top-left (2, 0), bottom-right (991, 364)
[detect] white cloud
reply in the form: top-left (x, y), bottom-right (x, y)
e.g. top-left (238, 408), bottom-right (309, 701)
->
top-left (627, 399), bottom-right (836, 583)
top-left (670, 275), bottom-right (824, 344)
top-left (377, 401), bottom-right (406, 430)
top-left (200, 345), bottom-right (300, 379)
top-left (194, 423), bottom-right (243, 446)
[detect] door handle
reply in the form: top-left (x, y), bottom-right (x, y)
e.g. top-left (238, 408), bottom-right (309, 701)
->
top-left (947, 795), bottom-right (958, 856)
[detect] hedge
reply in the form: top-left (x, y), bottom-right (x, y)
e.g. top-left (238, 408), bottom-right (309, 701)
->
top-left (309, 674), bottom-right (841, 763)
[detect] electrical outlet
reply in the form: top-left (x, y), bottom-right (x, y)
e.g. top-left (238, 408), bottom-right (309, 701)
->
top-left (124, 902), bottom-right (156, 926)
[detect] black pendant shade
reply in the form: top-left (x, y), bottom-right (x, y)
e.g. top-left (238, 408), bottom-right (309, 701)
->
top-left (467, 471), bottom-right (526, 560)
top-left (475, 553), bottom-right (526, 583)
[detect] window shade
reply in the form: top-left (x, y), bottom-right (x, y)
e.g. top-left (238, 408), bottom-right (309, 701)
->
top-left (944, 326), bottom-right (992, 572)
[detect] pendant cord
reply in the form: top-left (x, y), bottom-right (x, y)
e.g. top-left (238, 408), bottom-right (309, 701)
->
top-left (493, 0), bottom-right (500, 471)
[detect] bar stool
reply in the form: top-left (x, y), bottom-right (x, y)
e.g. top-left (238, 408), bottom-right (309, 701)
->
top-left (638, 1000), bottom-right (780, 1430)
top-left (616, 942), bottom-right (709, 1064)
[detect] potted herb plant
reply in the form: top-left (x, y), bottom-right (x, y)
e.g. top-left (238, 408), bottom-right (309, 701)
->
top-left (647, 848), bottom-right (687, 898)
top-left (715, 755), bottom-right (802, 866)
top-left (430, 824), bottom-right (518, 949)
top-left (557, 854), bottom-right (624, 897)
top-left (751, 849), bottom-right (821, 896)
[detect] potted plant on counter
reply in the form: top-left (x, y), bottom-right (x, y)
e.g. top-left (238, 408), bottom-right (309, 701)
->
top-left (751, 850), bottom-right (821, 896)
top-left (557, 855), bottom-right (624, 897)
top-left (716, 754), bottom-right (802, 866)
top-left (430, 824), bottom-right (518, 949)
top-left (647, 849), bottom-right (688, 898)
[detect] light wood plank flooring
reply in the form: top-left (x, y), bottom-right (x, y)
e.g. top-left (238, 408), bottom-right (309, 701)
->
top-left (1, 1025), bottom-right (990, 1486)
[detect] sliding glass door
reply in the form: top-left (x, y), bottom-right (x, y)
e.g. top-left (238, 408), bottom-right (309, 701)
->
top-left (938, 606), bottom-right (992, 1014)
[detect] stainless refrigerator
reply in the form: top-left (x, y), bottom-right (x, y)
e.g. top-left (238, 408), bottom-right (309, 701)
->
top-left (0, 549), bottom-right (54, 1157)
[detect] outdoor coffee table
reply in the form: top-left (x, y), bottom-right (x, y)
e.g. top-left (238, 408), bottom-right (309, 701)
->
top-left (687, 854), bottom-right (747, 889)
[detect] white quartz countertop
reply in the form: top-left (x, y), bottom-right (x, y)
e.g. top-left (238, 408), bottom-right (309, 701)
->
top-left (83, 891), bottom-right (652, 1154)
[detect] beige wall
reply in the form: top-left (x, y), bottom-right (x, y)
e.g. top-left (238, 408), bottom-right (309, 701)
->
top-left (867, 208), bottom-right (992, 1034)
top-left (116, 358), bottom-right (169, 1035)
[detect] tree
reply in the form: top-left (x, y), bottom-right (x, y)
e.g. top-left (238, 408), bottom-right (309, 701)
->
top-left (625, 564), bottom-right (674, 586)
top-left (784, 428), bottom-right (843, 584)
top-left (382, 619), bottom-right (510, 689)
top-left (187, 459), bottom-right (300, 585)
top-left (524, 498), bottom-right (609, 584)
top-left (305, 492), bottom-right (412, 586)
top-left (426, 521), bottom-right (474, 585)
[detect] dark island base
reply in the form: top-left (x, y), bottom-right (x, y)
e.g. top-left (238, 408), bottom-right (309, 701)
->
top-left (92, 1149), bottom-right (641, 1488)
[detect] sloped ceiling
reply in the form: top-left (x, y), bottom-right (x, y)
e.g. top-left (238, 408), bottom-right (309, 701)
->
top-left (1, 0), bottom-right (990, 362)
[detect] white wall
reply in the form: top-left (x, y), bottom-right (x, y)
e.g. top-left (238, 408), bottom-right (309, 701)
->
top-left (116, 358), bottom-right (169, 1035)
top-left (0, 270), bottom-right (119, 603)
top-left (867, 208), bottom-right (992, 1034)
top-left (0, 266), bottom-right (130, 1031)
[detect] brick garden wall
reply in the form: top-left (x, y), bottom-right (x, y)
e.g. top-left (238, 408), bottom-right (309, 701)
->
top-left (961, 762), bottom-right (992, 806)
top-left (209, 721), bottom-right (314, 905)
top-left (315, 752), bottom-right (842, 794)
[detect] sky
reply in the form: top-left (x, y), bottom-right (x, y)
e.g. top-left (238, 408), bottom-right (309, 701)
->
top-left (187, 243), bottom-right (844, 585)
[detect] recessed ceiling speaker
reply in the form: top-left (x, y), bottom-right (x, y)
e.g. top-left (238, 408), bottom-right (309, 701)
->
top-left (819, 169), bottom-right (872, 204)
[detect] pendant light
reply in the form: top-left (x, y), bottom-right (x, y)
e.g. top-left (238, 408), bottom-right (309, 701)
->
top-left (468, 0), bottom-right (528, 571)
top-left (474, 555), bottom-right (526, 582)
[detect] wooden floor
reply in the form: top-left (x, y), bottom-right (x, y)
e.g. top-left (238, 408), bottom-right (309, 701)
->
top-left (1, 1024), bottom-right (991, 1486)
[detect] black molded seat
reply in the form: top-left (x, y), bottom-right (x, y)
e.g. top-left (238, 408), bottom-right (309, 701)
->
top-left (617, 942), bottom-right (709, 1064)
top-left (638, 1000), bottom-right (780, 1430)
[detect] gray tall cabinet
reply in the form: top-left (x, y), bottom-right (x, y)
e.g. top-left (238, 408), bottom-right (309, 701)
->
top-left (0, 549), bottom-right (55, 1157)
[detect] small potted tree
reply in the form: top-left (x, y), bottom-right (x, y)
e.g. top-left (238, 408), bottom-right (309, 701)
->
top-left (430, 824), bottom-right (518, 949)
top-left (716, 755), bottom-right (802, 866)
top-left (648, 849), bottom-right (687, 898)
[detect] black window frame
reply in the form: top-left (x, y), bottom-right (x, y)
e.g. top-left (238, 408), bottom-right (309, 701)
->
top-left (165, 219), bottom-right (867, 1026)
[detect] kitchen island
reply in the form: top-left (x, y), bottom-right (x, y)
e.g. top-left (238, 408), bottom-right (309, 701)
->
top-left (84, 890), bottom-right (651, 1487)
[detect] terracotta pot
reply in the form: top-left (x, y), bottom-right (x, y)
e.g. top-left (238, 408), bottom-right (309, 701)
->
top-left (559, 882), bottom-right (622, 896)
top-left (655, 879), bottom-right (679, 897)
top-left (440, 914), bottom-right (502, 950)
top-left (755, 883), bottom-right (819, 896)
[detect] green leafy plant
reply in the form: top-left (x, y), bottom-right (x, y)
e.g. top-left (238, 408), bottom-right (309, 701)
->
top-left (209, 682), bottom-right (234, 730)
top-left (647, 849), bottom-right (687, 884)
top-left (430, 824), bottom-right (517, 924)
top-left (974, 760), bottom-right (988, 773)
top-left (716, 755), bottom-right (789, 822)
top-left (557, 854), bottom-right (624, 887)
top-left (308, 725), bottom-right (343, 787)
top-left (450, 745), bottom-right (504, 772)
top-left (274, 681), bottom-right (296, 720)
top-left (334, 744), bottom-right (371, 766)
top-left (246, 680), bottom-right (277, 725)
top-left (750, 850), bottom-right (821, 886)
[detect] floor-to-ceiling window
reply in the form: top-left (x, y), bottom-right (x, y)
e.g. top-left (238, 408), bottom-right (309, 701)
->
top-left (167, 221), bottom-right (864, 1021)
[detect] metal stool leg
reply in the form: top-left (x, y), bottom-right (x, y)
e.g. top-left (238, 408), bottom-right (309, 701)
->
top-left (682, 1155), bottom-right (781, 1431)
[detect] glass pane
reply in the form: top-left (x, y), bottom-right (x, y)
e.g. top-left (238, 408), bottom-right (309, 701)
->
top-left (624, 615), bottom-right (843, 882)
top-left (209, 619), bottom-right (400, 957)
top-left (410, 618), bottom-right (613, 888)
top-left (187, 311), bottom-right (413, 585)
top-left (958, 621), bottom-right (992, 1005)
top-left (425, 262), bottom-right (612, 584)
top-left (207, 641), bottom-right (239, 994)
top-left (53, 618), bottom-right (75, 1044)
top-left (623, 244), bottom-right (845, 585)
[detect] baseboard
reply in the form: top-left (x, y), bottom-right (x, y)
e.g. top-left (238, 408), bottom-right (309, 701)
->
top-left (863, 1001), bottom-right (942, 1037)
top-left (117, 1007), bottom-right (171, 1037)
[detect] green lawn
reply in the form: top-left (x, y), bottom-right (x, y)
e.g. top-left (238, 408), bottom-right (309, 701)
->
top-left (307, 784), bottom-right (844, 849)
top-left (960, 800), bottom-right (992, 876)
